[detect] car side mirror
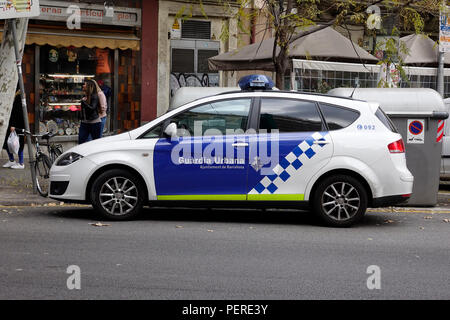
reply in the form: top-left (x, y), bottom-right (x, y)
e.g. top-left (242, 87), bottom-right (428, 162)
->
top-left (164, 123), bottom-right (178, 140)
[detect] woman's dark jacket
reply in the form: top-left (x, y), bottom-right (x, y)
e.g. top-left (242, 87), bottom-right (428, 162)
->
top-left (81, 94), bottom-right (100, 121)
top-left (2, 93), bottom-right (25, 151)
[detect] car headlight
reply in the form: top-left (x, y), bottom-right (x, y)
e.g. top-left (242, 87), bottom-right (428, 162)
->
top-left (56, 152), bottom-right (84, 166)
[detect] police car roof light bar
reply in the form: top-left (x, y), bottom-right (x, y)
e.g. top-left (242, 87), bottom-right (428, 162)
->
top-left (238, 75), bottom-right (274, 91)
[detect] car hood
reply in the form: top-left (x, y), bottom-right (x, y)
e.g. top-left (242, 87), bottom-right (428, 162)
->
top-left (65, 132), bottom-right (132, 156)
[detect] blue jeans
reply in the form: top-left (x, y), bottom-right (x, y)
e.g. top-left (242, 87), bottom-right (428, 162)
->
top-left (78, 122), bottom-right (102, 144)
top-left (86, 117), bottom-right (107, 142)
top-left (100, 116), bottom-right (107, 135)
top-left (6, 148), bottom-right (24, 165)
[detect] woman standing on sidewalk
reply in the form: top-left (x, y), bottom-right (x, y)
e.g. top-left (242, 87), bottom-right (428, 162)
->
top-left (2, 90), bottom-right (25, 169)
top-left (93, 79), bottom-right (107, 137)
top-left (78, 80), bottom-right (102, 144)
top-left (98, 79), bottom-right (111, 134)
top-left (82, 80), bottom-right (107, 142)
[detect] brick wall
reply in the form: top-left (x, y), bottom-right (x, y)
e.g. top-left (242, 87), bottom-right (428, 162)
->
top-left (118, 49), bottom-right (142, 132)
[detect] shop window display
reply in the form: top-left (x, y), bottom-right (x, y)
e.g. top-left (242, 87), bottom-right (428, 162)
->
top-left (39, 45), bottom-right (112, 137)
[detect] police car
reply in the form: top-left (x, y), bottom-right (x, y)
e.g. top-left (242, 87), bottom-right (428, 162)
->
top-left (49, 75), bottom-right (413, 227)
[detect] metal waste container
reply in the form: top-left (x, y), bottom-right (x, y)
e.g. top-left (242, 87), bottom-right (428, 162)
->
top-left (328, 88), bottom-right (448, 206)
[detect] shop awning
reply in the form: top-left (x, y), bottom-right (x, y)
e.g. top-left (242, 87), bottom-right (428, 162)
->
top-left (399, 34), bottom-right (450, 66)
top-left (209, 26), bottom-right (378, 71)
top-left (0, 28), bottom-right (141, 51)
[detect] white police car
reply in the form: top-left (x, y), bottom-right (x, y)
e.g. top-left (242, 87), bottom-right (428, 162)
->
top-left (49, 75), bottom-right (413, 227)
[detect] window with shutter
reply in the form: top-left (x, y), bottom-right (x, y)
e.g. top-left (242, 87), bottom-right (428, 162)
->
top-left (198, 49), bottom-right (219, 73)
top-left (171, 49), bottom-right (195, 73)
top-left (181, 20), bottom-right (211, 40)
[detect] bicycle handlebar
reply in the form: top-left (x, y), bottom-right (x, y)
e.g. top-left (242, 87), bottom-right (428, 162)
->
top-left (19, 130), bottom-right (58, 139)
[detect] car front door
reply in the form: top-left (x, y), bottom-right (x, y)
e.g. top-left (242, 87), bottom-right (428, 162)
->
top-left (153, 98), bottom-right (253, 200)
top-left (246, 98), bottom-right (334, 201)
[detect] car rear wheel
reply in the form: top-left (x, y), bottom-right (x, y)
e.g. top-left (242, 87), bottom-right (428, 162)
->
top-left (312, 175), bottom-right (368, 227)
top-left (91, 169), bottom-right (145, 220)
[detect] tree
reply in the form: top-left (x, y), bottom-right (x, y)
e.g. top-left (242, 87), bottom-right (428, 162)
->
top-left (0, 19), bottom-right (28, 150)
top-left (375, 28), bottom-right (410, 88)
top-left (214, 0), bottom-right (442, 88)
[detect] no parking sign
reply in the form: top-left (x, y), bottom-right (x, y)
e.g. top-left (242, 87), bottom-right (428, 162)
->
top-left (407, 119), bottom-right (425, 144)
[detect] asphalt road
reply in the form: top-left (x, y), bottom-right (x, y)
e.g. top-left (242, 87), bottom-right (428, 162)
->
top-left (0, 205), bottom-right (449, 300)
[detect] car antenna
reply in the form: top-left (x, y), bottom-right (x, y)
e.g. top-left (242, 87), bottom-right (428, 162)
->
top-left (350, 78), bottom-right (360, 98)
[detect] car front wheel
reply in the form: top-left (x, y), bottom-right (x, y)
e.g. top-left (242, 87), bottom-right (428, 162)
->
top-left (312, 175), bottom-right (368, 227)
top-left (91, 169), bottom-right (145, 220)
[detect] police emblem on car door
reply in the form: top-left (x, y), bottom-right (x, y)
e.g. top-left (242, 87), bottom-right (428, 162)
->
top-left (247, 98), bottom-right (333, 201)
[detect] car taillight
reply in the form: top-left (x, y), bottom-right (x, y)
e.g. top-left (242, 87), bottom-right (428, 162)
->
top-left (388, 139), bottom-right (405, 153)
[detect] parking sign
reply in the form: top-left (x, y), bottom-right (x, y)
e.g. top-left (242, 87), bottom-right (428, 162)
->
top-left (0, 0), bottom-right (40, 19)
top-left (407, 119), bottom-right (425, 144)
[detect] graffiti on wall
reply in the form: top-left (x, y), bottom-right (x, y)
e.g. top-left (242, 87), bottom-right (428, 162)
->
top-left (170, 73), bottom-right (219, 97)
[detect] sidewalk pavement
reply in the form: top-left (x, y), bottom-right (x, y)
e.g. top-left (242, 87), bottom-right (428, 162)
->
top-left (2, 159), bottom-right (450, 211)
top-left (0, 162), bottom-right (60, 206)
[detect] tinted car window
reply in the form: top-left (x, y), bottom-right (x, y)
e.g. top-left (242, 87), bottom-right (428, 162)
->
top-left (168, 98), bottom-right (251, 136)
top-left (375, 107), bottom-right (398, 133)
top-left (141, 124), bottom-right (163, 139)
top-left (259, 98), bottom-right (323, 133)
top-left (319, 103), bottom-right (360, 130)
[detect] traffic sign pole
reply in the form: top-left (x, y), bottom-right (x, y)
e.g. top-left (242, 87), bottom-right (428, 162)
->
top-left (439, 4), bottom-right (449, 97)
top-left (437, 51), bottom-right (444, 97)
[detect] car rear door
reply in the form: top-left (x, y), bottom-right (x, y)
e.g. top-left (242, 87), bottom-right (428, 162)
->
top-left (246, 97), bottom-right (334, 201)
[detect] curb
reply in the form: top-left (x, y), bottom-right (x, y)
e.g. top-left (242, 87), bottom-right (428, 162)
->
top-left (368, 207), bottom-right (450, 214)
top-left (0, 185), bottom-right (59, 207)
top-left (1, 194), bottom-right (449, 213)
top-left (2, 174), bottom-right (450, 213)
top-left (0, 197), bottom-right (60, 207)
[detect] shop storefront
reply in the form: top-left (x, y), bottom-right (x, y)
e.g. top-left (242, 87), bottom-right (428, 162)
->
top-left (400, 66), bottom-right (450, 98)
top-left (8, 1), bottom-right (142, 148)
top-left (39, 45), bottom-right (115, 137)
top-left (291, 59), bottom-right (381, 93)
top-left (291, 59), bottom-right (450, 98)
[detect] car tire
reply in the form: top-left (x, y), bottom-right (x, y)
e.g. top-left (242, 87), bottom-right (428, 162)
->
top-left (90, 169), bottom-right (145, 221)
top-left (312, 175), bottom-right (368, 227)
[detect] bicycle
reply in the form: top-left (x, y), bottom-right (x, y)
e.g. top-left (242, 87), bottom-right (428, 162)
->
top-left (20, 130), bottom-right (63, 197)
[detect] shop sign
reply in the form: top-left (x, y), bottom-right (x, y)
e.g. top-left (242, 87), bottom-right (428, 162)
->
top-left (440, 5), bottom-right (450, 52)
top-left (0, 0), bottom-right (40, 19)
top-left (48, 48), bottom-right (59, 62)
top-left (389, 63), bottom-right (400, 87)
top-left (171, 19), bottom-right (181, 40)
top-left (96, 48), bottom-right (111, 74)
top-left (38, 0), bottom-right (141, 27)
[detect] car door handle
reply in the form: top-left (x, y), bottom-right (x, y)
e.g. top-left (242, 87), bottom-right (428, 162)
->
top-left (313, 140), bottom-right (330, 145)
top-left (232, 142), bottom-right (249, 147)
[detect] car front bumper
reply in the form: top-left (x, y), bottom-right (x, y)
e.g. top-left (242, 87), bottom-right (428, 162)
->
top-left (49, 157), bottom-right (98, 201)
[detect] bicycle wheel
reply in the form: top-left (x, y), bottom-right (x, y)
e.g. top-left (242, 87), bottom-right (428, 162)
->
top-left (35, 154), bottom-right (52, 197)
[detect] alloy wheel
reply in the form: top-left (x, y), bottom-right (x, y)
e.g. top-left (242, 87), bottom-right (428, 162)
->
top-left (321, 182), bottom-right (361, 221)
top-left (99, 177), bottom-right (139, 216)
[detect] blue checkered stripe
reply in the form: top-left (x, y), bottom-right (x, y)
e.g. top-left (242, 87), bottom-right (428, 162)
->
top-left (250, 132), bottom-right (329, 195)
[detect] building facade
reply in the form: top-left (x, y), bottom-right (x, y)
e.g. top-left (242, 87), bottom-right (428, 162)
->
top-left (151, 0), bottom-right (238, 118)
top-left (0, 0), bottom-right (245, 159)
top-left (8, 0), bottom-right (143, 151)
top-left (16, 0), bottom-right (444, 146)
